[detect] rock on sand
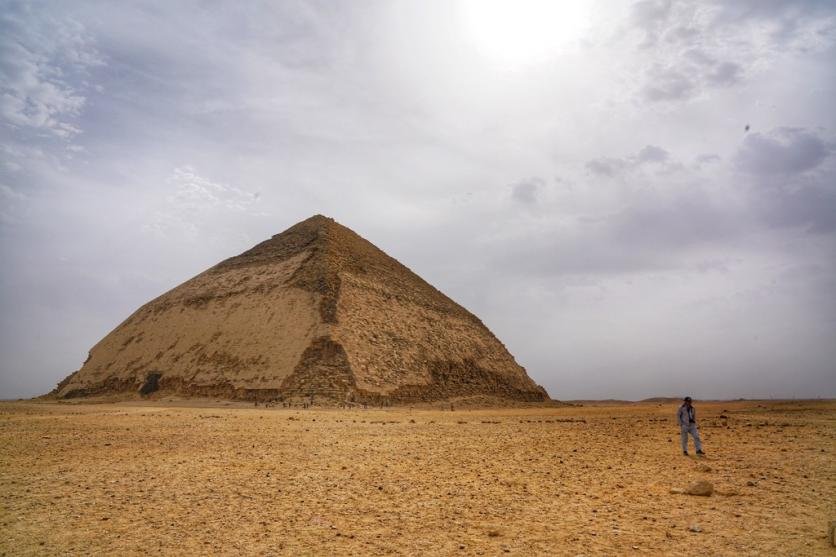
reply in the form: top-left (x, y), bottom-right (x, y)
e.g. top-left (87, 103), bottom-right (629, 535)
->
top-left (685, 480), bottom-right (713, 496)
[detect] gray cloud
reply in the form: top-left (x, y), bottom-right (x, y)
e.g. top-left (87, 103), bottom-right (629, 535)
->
top-left (493, 180), bottom-right (739, 280)
top-left (586, 144), bottom-right (672, 176)
top-left (694, 153), bottom-right (721, 165)
top-left (712, 0), bottom-right (836, 38)
top-left (635, 144), bottom-right (669, 163)
top-left (642, 66), bottom-right (695, 102)
top-left (585, 157), bottom-right (628, 177)
top-left (734, 127), bottom-right (836, 233)
top-left (735, 127), bottom-right (831, 178)
top-left (630, 0), bottom-right (672, 47)
top-left (510, 177), bottom-right (543, 205)
top-left (608, 189), bottom-right (738, 250)
top-left (705, 61), bottom-right (743, 87)
top-left (628, 0), bottom-right (835, 104)
top-left (760, 184), bottom-right (836, 233)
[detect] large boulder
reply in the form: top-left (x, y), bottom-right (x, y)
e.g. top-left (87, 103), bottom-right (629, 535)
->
top-left (685, 480), bottom-right (714, 496)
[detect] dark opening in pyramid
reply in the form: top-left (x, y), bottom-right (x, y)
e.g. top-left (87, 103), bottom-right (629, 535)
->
top-left (54, 215), bottom-right (549, 404)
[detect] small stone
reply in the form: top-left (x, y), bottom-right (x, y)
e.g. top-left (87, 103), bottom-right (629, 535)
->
top-left (829, 521), bottom-right (836, 547)
top-left (688, 524), bottom-right (702, 533)
top-left (685, 480), bottom-right (713, 496)
top-left (696, 463), bottom-right (712, 472)
top-left (669, 487), bottom-right (684, 494)
top-left (746, 480), bottom-right (758, 487)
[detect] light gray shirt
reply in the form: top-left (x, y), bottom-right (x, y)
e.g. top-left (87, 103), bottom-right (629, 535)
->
top-left (677, 404), bottom-right (696, 427)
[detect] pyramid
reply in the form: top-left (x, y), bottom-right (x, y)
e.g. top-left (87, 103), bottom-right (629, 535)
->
top-left (53, 215), bottom-right (549, 404)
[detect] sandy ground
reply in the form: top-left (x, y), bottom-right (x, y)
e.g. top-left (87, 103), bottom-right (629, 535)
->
top-left (1, 400), bottom-right (834, 556)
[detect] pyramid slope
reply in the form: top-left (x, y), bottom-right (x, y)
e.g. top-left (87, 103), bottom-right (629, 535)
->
top-left (54, 215), bottom-right (549, 403)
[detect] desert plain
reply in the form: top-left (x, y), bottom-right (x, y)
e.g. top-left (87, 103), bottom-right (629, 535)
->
top-left (1, 399), bottom-right (834, 556)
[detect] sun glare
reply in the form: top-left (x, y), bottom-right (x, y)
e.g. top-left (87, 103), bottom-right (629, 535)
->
top-left (460, 0), bottom-right (589, 67)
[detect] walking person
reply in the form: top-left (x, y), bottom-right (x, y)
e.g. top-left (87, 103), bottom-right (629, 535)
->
top-left (678, 396), bottom-right (704, 456)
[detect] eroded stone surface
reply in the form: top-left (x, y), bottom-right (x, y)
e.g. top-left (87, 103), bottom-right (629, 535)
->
top-left (52, 215), bottom-right (548, 403)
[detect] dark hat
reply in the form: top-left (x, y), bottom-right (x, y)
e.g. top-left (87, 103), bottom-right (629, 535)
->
top-left (684, 396), bottom-right (692, 402)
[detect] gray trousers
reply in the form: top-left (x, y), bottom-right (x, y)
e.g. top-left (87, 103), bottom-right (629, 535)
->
top-left (680, 423), bottom-right (702, 452)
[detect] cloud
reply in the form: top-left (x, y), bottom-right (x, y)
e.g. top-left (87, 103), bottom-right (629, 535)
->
top-left (586, 144), bottom-right (672, 177)
top-left (759, 184), bottom-right (836, 234)
top-left (143, 166), bottom-right (263, 239)
top-left (712, 0), bottom-right (836, 50)
top-left (704, 61), bottom-right (743, 87)
top-left (0, 182), bottom-right (28, 226)
top-left (734, 127), bottom-right (836, 233)
top-left (585, 157), bottom-right (628, 178)
top-left (630, 0), bottom-right (673, 47)
top-left (510, 177), bottom-right (544, 205)
top-left (694, 153), bottom-right (721, 165)
top-left (0, 3), bottom-right (103, 138)
top-left (641, 66), bottom-right (695, 102)
top-left (635, 144), bottom-right (669, 163)
top-left (167, 166), bottom-right (259, 212)
top-left (494, 144), bottom-right (739, 280)
top-left (491, 184), bottom-right (740, 280)
top-left (607, 188), bottom-right (738, 250)
top-left (735, 127), bottom-right (831, 178)
top-left (627, 0), bottom-right (835, 104)
top-left (0, 183), bottom-right (26, 201)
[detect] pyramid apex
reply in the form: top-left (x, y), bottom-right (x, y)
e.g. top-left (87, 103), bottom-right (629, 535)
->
top-left (293, 214), bottom-right (342, 233)
top-left (303, 213), bottom-right (334, 223)
top-left (265, 214), bottom-right (338, 241)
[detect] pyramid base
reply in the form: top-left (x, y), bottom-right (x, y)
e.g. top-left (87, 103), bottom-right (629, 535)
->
top-left (54, 361), bottom-right (549, 405)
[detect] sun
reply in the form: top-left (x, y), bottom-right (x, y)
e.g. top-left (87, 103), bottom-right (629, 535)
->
top-left (459, 0), bottom-right (590, 67)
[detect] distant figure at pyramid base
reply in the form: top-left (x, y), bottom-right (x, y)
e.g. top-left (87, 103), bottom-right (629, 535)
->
top-left (50, 215), bottom-right (550, 405)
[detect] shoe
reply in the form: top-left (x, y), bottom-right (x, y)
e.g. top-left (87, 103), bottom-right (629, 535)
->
top-left (696, 450), bottom-right (705, 455)
top-left (683, 451), bottom-right (689, 456)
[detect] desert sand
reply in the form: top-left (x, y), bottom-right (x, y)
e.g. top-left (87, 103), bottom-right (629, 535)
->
top-left (1, 399), bottom-right (834, 555)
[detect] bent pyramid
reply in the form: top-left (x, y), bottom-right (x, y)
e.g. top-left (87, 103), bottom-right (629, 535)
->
top-left (54, 215), bottom-right (549, 404)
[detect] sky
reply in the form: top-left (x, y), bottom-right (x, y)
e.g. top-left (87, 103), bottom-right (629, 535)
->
top-left (1, 0), bottom-right (835, 400)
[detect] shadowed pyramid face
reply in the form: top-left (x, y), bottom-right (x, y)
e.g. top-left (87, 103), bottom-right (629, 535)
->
top-left (54, 215), bottom-right (549, 404)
